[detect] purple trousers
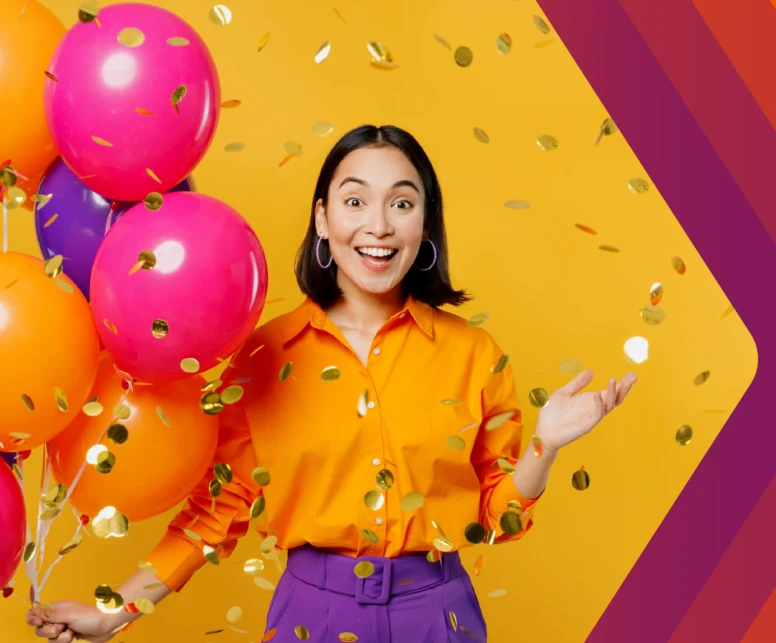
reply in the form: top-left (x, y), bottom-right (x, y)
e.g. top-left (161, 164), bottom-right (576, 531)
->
top-left (262, 545), bottom-right (488, 642)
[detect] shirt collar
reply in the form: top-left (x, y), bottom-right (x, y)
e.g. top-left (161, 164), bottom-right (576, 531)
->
top-left (282, 294), bottom-right (434, 346)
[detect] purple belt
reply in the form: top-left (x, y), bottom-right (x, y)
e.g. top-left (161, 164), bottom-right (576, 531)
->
top-left (287, 545), bottom-right (464, 605)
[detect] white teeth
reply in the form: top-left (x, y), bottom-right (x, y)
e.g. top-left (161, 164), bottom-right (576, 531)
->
top-left (357, 247), bottom-right (396, 257)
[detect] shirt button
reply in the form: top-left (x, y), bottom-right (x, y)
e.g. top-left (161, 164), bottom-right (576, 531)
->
top-left (375, 518), bottom-right (383, 525)
top-left (372, 458), bottom-right (381, 466)
top-left (367, 401), bottom-right (375, 409)
top-left (373, 347), bottom-right (381, 355)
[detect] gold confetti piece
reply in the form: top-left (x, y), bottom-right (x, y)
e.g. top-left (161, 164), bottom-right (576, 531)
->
top-left (446, 435), bottom-right (465, 450)
top-left (44, 71), bottom-right (58, 82)
top-left (252, 467), bottom-right (271, 486)
top-left (504, 200), bottom-right (530, 210)
top-left (362, 529), bottom-right (379, 545)
top-left (183, 528), bottom-right (201, 541)
top-left (492, 354), bottom-right (509, 374)
top-left (10, 431), bottom-right (31, 441)
top-left (433, 536), bottom-right (454, 552)
top-left (203, 545), bottom-right (220, 565)
top-left (226, 606), bottom-right (243, 623)
top-left (144, 192), bottom-right (163, 211)
top-left (499, 511), bottom-right (522, 535)
top-left (221, 385), bottom-right (244, 404)
top-left (375, 469), bottom-right (394, 491)
top-left (260, 535), bottom-right (278, 554)
top-left (464, 523), bottom-right (486, 544)
top-left (107, 423), bottom-right (128, 445)
top-left (427, 550), bottom-right (442, 563)
top-left (496, 33), bottom-right (512, 55)
top-left (257, 32), bottom-right (271, 52)
top-left (214, 463), bottom-right (233, 485)
top-left (156, 406), bottom-right (171, 427)
top-left (201, 392), bottom-right (224, 415)
top-left (676, 425), bottom-right (693, 445)
top-left (58, 533), bottom-right (83, 556)
top-left (117, 27), bottom-right (144, 47)
top-left (40, 507), bottom-right (61, 521)
top-left (312, 121), bottom-right (335, 137)
top-left (12, 464), bottom-right (23, 481)
top-left (400, 492), bottom-right (424, 512)
top-left (82, 401), bottom-right (103, 417)
top-left (201, 380), bottom-right (222, 393)
top-left (441, 398), bottom-right (462, 406)
top-left (53, 280), bottom-right (74, 294)
top-left (528, 388), bottom-right (550, 408)
top-left (722, 304), bottom-right (735, 319)
top-left (628, 177), bottom-right (650, 194)
top-left (167, 36), bottom-right (189, 46)
top-left (78, 1), bottom-right (99, 24)
top-left (224, 142), bottom-right (245, 153)
top-left (488, 589), bottom-right (508, 598)
top-left (485, 410), bottom-right (514, 431)
top-left (533, 40), bottom-right (557, 49)
top-left (473, 127), bottom-right (489, 143)
top-left (467, 312), bottom-right (490, 327)
top-left (333, 7), bottom-right (346, 22)
top-left (4, 187), bottom-right (26, 210)
top-left (450, 611), bottom-right (458, 631)
top-left (250, 496), bottom-right (266, 519)
top-left (171, 86), bottom-right (187, 109)
top-left (294, 625), bottom-right (310, 640)
top-left (650, 282), bottom-right (664, 305)
top-left (91, 136), bottom-right (113, 147)
top-left (531, 434), bottom-right (543, 458)
top-left (367, 42), bottom-right (392, 63)
top-left (315, 41), bottom-right (332, 64)
top-left (244, 558), bottom-right (265, 574)
top-left (321, 366), bottom-right (341, 382)
top-left (0, 165), bottom-right (16, 186)
top-left (275, 362), bottom-right (293, 383)
top-left (572, 467), bottom-right (590, 490)
top-left (21, 394), bottom-right (34, 411)
top-left (353, 561), bottom-right (375, 579)
top-left (181, 357), bottom-right (200, 373)
top-left (434, 34), bottom-right (452, 51)
top-left (114, 404), bottom-right (131, 422)
top-left (694, 371), bottom-right (710, 386)
top-left (146, 168), bottom-right (162, 184)
top-left (42, 213), bottom-right (59, 228)
top-left (575, 223), bottom-right (597, 235)
top-left (264, 628), bottom-right (279, 641)
top-left (209, 4), bottom-right (232, 26)
top-left (221, 99), bottom-right (242, 109)
top-left (44, 255), bottom-right (64, 278)
top-left (454, 46), bottom-right (473, 67)
top-left (473, 554), bottom-right (485, 576)
top-left (671, 256), bottom-right (686, 275)
top-left (284, 141), bottom-right (303, 156)
top-left (32, 193), bottom-right (53, 209)
top-left (95, 449), bottom-right (116, 474)
top-left (640, 306), bottom-right (665, 325)
top-left (278, 153), bottom-right (296, 168)
top-left (370, 60), bottom-right (400, 71)
top-left (339, 634), bottom-right (358, 642)
top-left (134, 597), bottom-right (154, 614)
top-left (209, 479), bottom-right (222, 497)
top-left (595, 117), bottom-right (618, 146)
top-left (23, 542), bottom-right (36, 563)
top-left (54, 387), bottom-right (69, 412)
top-left (151, 319), bottom-right (169, 338)
top-left (557, 360), bottom-right (582, 376)
top-left (357, 390), bottom-right (369, 417)
top-left (599, 245), bottom-right (620, 253)
top-left (364, 490), bottom-right (384, 510)
top-left (537, 135), bottom-right (559, 151)
top-left (533, 15), bottom-right (551, 34)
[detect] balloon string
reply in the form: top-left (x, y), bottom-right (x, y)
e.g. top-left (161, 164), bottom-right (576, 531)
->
top-left (39, 510), bottom-right (84, 594)
top-left (15, 458), bottom-right (39, 603)
top-left (2, 193), bottom-right (8, 253)
top-left (34, 450), bottom-right (52, 588)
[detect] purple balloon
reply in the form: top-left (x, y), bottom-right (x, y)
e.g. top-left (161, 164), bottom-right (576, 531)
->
top-left (35, 160), bottom-right (194, 300)
top-left (1, 452), bottom-right (15, 469)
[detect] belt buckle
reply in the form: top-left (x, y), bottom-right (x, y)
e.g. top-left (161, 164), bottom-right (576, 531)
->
top-left (354, 556), bottom-right (392, 605)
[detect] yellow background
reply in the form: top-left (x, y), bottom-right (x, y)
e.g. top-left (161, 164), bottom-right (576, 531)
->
top-left (1, 0), bottom-right (757, 641)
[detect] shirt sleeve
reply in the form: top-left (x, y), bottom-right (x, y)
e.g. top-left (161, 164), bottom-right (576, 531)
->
top-left (144, 340), bottom-right (263, 592)
top-left (471, 333), bottom-right (542, 545)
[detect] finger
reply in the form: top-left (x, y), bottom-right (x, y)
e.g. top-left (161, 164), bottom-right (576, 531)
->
top-left (606, 377), bottom-right (617, 413)
top-left (557, 369), bottom-right (594, 396)
top-left (33, 623), bottom-right (65, 638)
top-left (27, 610), bottom-right (43, 627)
top-left (615, 373), bottom-right (638, 405)
top-left (49, 630), bottom-right (75, 643)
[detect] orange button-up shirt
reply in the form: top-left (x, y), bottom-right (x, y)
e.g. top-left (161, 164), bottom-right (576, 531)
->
top-left (147, 295), bottom-right (541, 592)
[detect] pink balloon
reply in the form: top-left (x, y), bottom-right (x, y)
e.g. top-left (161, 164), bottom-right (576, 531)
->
top-left (90, 193), bottom-right (268, 383)
top-left (0, 460), bottom-right (25, 589)
top-left (44, 3), bottom-right (220, 202)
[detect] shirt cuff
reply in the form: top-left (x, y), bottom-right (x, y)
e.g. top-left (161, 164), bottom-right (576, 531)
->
top-left (487, 473), bottom-right (542, 544)
top-left (145, 531), bottom-right (208, 593)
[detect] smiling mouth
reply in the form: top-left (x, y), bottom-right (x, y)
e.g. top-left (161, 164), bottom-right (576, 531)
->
top-left (355, 248), bottom-right (398, 264)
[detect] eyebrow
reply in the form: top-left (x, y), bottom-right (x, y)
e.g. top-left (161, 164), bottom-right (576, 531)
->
top-left (338, 177), bottom-right (421, 194)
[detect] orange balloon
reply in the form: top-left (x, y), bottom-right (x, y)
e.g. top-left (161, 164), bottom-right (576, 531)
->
top-left (0, 1), bottom-right (65, 202)
top-left (0, 252), bottom-right (99, 451)
top-left (49, 352), bottom-right (219, 522)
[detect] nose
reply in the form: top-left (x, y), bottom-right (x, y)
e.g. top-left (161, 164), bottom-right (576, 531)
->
top-left (364, 204), bottom-right (392, 237)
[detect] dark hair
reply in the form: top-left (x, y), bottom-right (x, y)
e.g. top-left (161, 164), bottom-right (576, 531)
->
top-left (294, 124), bottom-right (470, 310)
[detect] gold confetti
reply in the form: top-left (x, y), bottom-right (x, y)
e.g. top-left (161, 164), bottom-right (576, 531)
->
top-left (599, 245), bottom-right (620, 253)
top-left (252, 467), bottom-right (271, 486)
top-left (362, 529), bottom-right (379, 545)
top-left (107, 423), bottom-right (128, 445)
top-left (167, 37), bottom-right (189, 47)
top-left (21, 394), bottom-right (34, 411)
top-left (53, 280), bottom-right (74, 294)
top-left (315, 41), bottom-right (332, 64)
top-left (257, 32), bottom-right (271, 52)
top-left (454, 46), bottom-right (473, 67)
top-left (321, 366), bottom-right (341, 382)
top-left (44, 71), bottom-right (58, 82)
top-left (33, 193), bottom-right (53, 208)
top-left (488, 589), bottom-right (508, 598)
top-left (400, 492), bottom-right (424, 512)
top-left (537, 135), bottom-right (559, 151)
top-left (357, 390), bottom-right (369, 417)
top-left (595, 117), bottom-right (618, 146)
top-left (671, 256), bottom-right (686, 275)
top-left (203, 545), bottom-right (220, 565)
top-left (221, 99), bottom-right (241, 108)
top-left (441, 398), bottom-right (462, 406)
top-left (575, 223), bottom-right (597, 235)
top-left (4, 187), bottom-right (26, 210)
top-left (450, 611), bottom-right (458, 631)
top-left (181, 358), bottom-right (200, 373)
top-left (434, 34), bottom-right (452, 51)
top-left (183, 528), bottom-right (201, 541)
top-left (156, 406), bottom-right (171, 427)
top-left (54, 387), bottom-right (69, 412)
top-left (226, 606), bottom-right (243, 623)
top-left (254, 577), bottom-right (276, 591)
top-left (42, 213), bottom-right (59, 228)
top-left (78, 1), bottom-right (99, 24)
top-left (364, 490), bottom-right (384, 510)
top-left (209, 4), bottom-right (232, 26)
top-left (427, 550), bottom-right (442, 563)
top-left (722, 304), bottom-right (735, 319)
top-left (464, 522), bottom-right (486, 544)
top-left (504, 200), bottom-right (530, 210)
top-left (294, 625), bottom-right (310, 640)
top-left (676, 425), bottom-right (693, 445)
top-left (260, 535), bottom-right (278, 553)
top-left (473, 554), bottom-right (484, 576)
top-left (117, 27), bottom-right (144, 47)
top-left (43, 483), bottom-right (67, 504)
top-left (58, 533), bottom-right (83, 556)
top-left (200, 392), bottom-right (224, 415)
top-left (367, 42), bottom-right (392, 63)
top-left (496, 34), bottom-right (512, 55)
top-left (353, 561), bottom-right (375, 579)
top-left (151, 319), bottom-right (169, 339)
top-left (0, 165), bottom-right (16, 186)
top-left (473, 127), bottom-right (489, 143)
top-left (532, 434), bottom-right (543, 457)
top-left (628, 177), bottom-right (650, 194)
top-left (499, 511), bottom-right (522, 535)
top-left (375, 469), bottom-right (394, 491)
top-left (650, 282), bottom-right (664, 305)
top-left (533, 40), bottom-right (556, 49)
top-left (533, 15), bottom-right (551, 34)
top-left (209, 479), bottom-right (222, 497)
top-left (201, 380), bottom-right (222, 393)
top-left (333, 7), bottom-right (346, 22)
top-left (221, 385), bottom-right (244, 404)
top-left (244, 558), bottom-right (264, 574)
top-left (339, 634), bottom-right (359, 642)
top-left (114, 404), bottom-right (131, 421)
top-left (485, 410), bottom-right (514, 431)
top-left (44, 255), bottom-right (64, 278)
top-left (446, 435), bottom-right (465, 450)
top-left (250, 496), bottom-right (266, 519)
top-left (214, 463), bottom-right (233, 485)
top-left (144, 192), bottom-right (163, 211)
top-left (95, 449), bottom-right (116, 474)
top-left (312, 121), bottom-right (335, 137)
top-left (467, 312), bottom-right (490, 327)
top-left (82, 401), bottom-right (103, 417)
top-left (135, 598), bottom-right (154, 614)
top-left (694, 371), bottom-right (710, 385)
top-left (640, 306), bottom-right (665, 325)
top-left (284, 141), bottom-right (303, 156)
top-left (433, 536), bottom-right (454, 552)
top-left (528, 388), bottom-right (550, 408)
top-left (572, 467), bottom-right (590, 490)
top-left (492, 354), bottom-right (509, 374)
top-left (103, 318), bottom-right (118, 334)
top-left (279, 362), bottom-right (293, 381)
top-left (225, 142), bottom-right (245, 153)
top-left (146, 168), bottom-right (162, 184)
top-left (91, 136), bottom-right (113, 147)
top-left (23, 542), bottom-right (36, 563)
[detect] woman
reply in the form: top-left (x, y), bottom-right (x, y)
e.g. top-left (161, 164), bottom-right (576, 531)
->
top-left (27, 125), bottom-right (637, 642)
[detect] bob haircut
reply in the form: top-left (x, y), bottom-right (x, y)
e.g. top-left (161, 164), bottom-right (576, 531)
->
top-left (294, 124), bottom-right (470, 310)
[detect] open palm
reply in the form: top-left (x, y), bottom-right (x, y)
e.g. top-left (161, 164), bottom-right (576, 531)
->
top-left (535, 369), bottom-right (638, 453)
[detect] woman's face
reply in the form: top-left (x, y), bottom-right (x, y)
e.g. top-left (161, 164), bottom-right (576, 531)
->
top-left (315, 145), bottom-right (427, 297)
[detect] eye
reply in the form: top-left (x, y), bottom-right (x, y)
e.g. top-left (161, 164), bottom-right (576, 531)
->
top-left (394, 200), bottom-right (414, 210)
top-left (346, 198), bottom-right (364, 208)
